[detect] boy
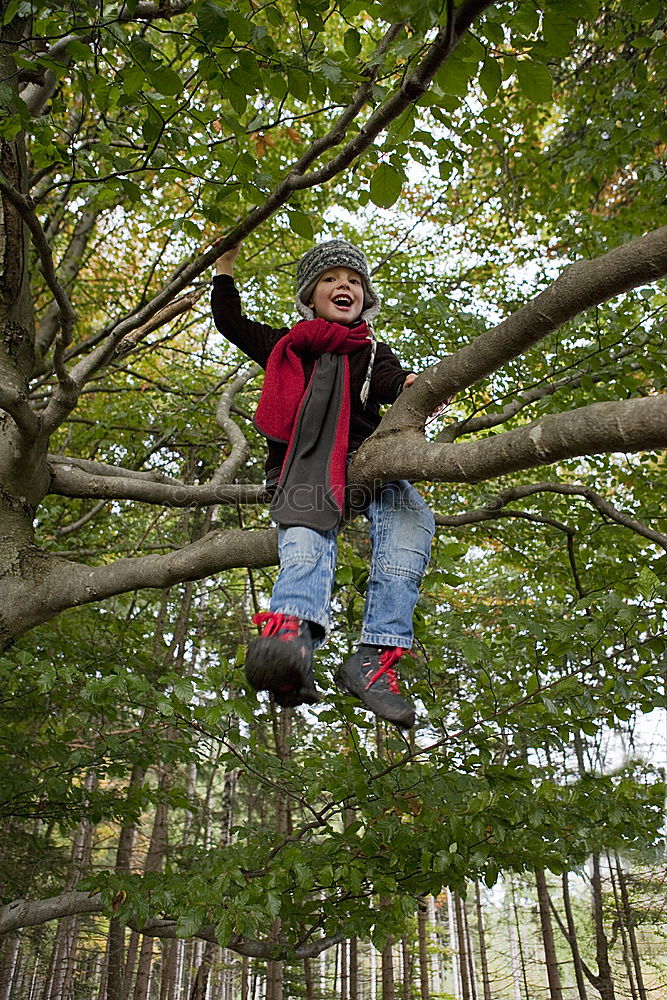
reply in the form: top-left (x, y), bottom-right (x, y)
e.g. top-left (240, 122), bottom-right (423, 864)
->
top-left (212, 239), bottom-right (434, 729)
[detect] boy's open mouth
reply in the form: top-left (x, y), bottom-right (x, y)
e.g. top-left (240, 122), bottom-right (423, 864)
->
top-left (332, 295), bottom-right (353, 307)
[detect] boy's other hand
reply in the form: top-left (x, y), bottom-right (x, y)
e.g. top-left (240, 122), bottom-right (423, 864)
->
top-left (403, 372), bottom-right (417, 390)
top-left (214, 239), bottom-right (243, 276)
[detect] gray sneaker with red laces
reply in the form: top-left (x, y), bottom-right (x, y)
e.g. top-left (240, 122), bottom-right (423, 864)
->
top-left (335, 645), bottom-right (416, 729)
top-left (245, 612), bottom-right (320, 707)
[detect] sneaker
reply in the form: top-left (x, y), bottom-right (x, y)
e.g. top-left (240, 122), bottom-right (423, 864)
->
top-left (245, 612), bottom-right (320, 707)
top-left (335, 645), bottom-right (416, 729)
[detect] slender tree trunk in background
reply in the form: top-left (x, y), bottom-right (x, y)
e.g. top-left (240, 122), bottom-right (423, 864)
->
top-left (427, 895), bottom-right (441, 996)
top-left (159, 940), bottom-right (177, 1000)
top-left (0, 932), bottom-right (20, 1000)
top-left (560, 873), bottom-right (589, 1000)
top-left (107, 763), bottom-right (146, 1000)
top-left (241, 956), bottom-right (249, 1000)
top-left (591, 854), bottom-right (616, 1000)
top-left (124, 932), bottom-right (140, 998)
top-left (304, 957), bottom-right (315, 1000)
top-left (474, 883), bottom-right (492, 1000)
top-left (462, 894), bottom-right (477, 1000)
top-left (381, 937), bottom-right (395, 1000)
top-left (189, 940), bottom-right (215, 1000)
top-left (350, 937), bottom-right (359, 1000)
top-left (341, 938), bottom-right (348, 1000)
top-left (453, 892), bottom-right (471, 1000)
top-left (417, 901), bottom-right (430, 1000)
top-left (44, 772), bottom-right (97, 1000)
top-left (535, 868), bottom-right (563, 1000)
top-left (505, 876), bottom-right (528, 1000)
top-left (132, 768), bottom-right (172, 1000)
top-left (608, 861), bottom-right (637, 1000)
top-left (265, 705), bottom-right (292, 1000)
top-left (614, 854), bottom-right (647, 1000)
top-left (401, 936), bottom-right (412, 1000)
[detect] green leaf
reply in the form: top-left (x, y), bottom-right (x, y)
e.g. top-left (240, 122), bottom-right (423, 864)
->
top-left (369, 162), bottom-right (404, 208)
top-left (288, 210), bottom-right (314, 240)
top-left (197, 0), bottom-right (229, 41)
top-left (148, 65), bottom-right (183, 96)
top-left (344, 28), bottom-right (361, 58)
top-left (516, 60), bottom-right (553, 103)
top-left (479, 57), bottom-right (502, 100)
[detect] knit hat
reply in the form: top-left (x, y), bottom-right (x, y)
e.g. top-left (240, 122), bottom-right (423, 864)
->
top-left (294, 239), bottom-right (381, 323)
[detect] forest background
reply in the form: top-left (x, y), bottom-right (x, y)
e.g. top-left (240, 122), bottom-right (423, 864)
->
top-left (0, 0), bottom-right (666, 997)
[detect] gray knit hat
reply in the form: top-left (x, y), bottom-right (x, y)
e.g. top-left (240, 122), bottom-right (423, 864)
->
top-left (294, 239), bottom-right (381, 323)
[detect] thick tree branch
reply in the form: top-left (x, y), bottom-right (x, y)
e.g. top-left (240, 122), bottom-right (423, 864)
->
top-left (0, 385), bottom-right (40, 439)
top-left (48, 459), bottom-right (265, 506)
top-left (353, 395), bottom-right (667, 486)
top-left (0, 890), bottom-right (342, 959)
top-left (381, 225), bottom-right (667, 434)
top-left (0, 171), bottom-right (77, 349)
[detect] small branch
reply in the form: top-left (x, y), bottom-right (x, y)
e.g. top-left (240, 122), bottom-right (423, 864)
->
top-left (54, 500), bottom-right (108, 538)
top-left (434, 508), bottom-right (572, 534)
top-left (115, 289), bottom-right (205, 358)
top-left (212, 365), bottom-right (260, 486)
top-left (488, 481), bottom-right (667, 552)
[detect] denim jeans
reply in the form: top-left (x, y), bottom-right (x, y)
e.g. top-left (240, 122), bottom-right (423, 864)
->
top-left (269, 481), bottom-right (435, 649)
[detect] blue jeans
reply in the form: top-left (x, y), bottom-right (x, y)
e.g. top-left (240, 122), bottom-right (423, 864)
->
top-left (269, 481), bottom-right (435, 649)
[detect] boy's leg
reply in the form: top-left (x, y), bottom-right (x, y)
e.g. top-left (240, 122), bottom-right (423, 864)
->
top-left (336, 481), bottom-right (434, 728)
top-left (361, 480), bottom-right (434, 648)
top-left (245, 525), bottom-right (337, 705)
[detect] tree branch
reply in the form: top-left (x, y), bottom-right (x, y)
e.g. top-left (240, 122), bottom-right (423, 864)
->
top-left (380, 224), bottom-right (667, 434)
top-left (0, 890), bottom-right (342, 959)
top-left (211, 365), bottom-right (260, 486)
top-left (47, 458), bottom-right (266, 507)
top-left (0, 384), bottom-right (40, 439)
top-left (354, 395), bottom-right (667, 487)
top-left (0, 172), bottom-right (77, 349)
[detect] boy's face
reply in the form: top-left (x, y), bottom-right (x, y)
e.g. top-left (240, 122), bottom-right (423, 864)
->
top-left (308, 267), bottom-right (365, 324)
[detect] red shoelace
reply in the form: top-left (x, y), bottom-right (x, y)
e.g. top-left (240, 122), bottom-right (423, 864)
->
top-left (252, 611), bottom-right (300, 640)
top-left (364, 647), bottom-right (405, 695)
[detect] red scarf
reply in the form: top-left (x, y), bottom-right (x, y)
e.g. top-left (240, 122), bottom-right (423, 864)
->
top-left (254, 318), bottom-right (371, 529)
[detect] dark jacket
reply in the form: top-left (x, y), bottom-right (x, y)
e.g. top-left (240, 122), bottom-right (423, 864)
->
top-left (211, 274), bottom-right (413, 480)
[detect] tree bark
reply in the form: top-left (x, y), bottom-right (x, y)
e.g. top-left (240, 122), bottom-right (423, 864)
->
top-left (453, 891), bottom-right (471, 1000)
top-left (614, 854), bottom-right (647, 1000)
top-left (591, 854), bottom-right (616, 1000)
top-left (535, 868), bottom-right (563, 1000)
top-left (107, 764), bottom-right (146, 1000)
top-left (381, 937), bottom-right (395, 1000)
top-left (474, 883), bottom-right (492, 1000)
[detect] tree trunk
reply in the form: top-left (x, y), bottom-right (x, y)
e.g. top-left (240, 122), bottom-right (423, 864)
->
top-left (614, 854), bottom-right (647, 1000)
top-left (453, 892), bottom-right (471, 1000)
top-left (417, 901), bottom-right (429, 1000)
top-left (189, 940), bottom-right (215, 1000)
top-left (304, 957), bottom-right (315, 1000)
top-left (535, 868), bottom-right (563, 1000)
top-left (132, 769), bottom-right (171, 1000)
top-left (560, 873), bottom-right (589, 1000)
top-left (401, 936), bottom-right (412, 1000)
top-left (591, 854), bottom-right (616, 1000)
top-left (0, 932), bottom-right (20, 1000)
top-left (107, 763), bottom-right (146, 1000)
top-left (350, 937), bottom-right (359, 1000)
top-left (474, 883), bottom-right (492, 1000)
top-left (462, 894), bottom-right (477, 1000)
top-left (381, 937), bottom-right (395, 1000)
